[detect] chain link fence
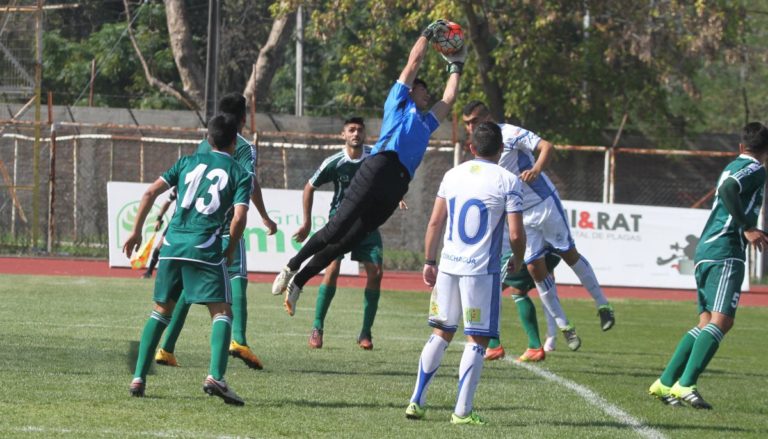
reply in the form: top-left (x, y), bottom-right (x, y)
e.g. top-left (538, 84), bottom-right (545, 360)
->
top-left (0, 117), bottom-right (741, 261)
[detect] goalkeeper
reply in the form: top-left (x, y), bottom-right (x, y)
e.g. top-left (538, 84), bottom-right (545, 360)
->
top-left (273, 20), bottom-right (467, 314)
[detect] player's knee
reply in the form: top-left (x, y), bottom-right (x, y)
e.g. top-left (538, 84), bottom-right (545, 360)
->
top-left (432, 328), bottom-right (454, 343)
top-left (367, 265), bottom-right (383, 284)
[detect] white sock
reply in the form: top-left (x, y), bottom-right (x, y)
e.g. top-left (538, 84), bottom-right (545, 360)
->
top-left (535, 274), bottom-right (569, 328)
top-left (571, 256), bottom-right (608, 307)
top-left (455, 343), bottom-right (486, 417)
top-left (545, 307), bottom-right (558, 338)
top-left (410, 334), bottom-right (449, 406)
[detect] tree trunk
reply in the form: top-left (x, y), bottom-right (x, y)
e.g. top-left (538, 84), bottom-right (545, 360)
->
top-left (461, 1), bottom-right (505, 121)
top-left (164, 0), bottom-right (205, 108)
top-left (244, 11), bottom-right (296, 107)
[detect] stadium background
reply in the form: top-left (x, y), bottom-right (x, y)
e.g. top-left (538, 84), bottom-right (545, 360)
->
top-left (0, 104), bottom-right (743, 269)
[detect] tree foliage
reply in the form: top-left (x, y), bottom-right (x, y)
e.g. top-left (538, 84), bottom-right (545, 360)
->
top-left (32, 0), bottom-right (768, 145)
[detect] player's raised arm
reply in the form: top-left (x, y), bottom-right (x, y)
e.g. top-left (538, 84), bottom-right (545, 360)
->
top-left (431, 45), bottom-right (466, 122)
top-left (123, 178), bottom-right (170, 258)
top-left (423, 196), bottom-right (448, 287)
top-left (520, 139), bottom-right (555, 183)
top-left (398, 20), bottom-right (447, 87)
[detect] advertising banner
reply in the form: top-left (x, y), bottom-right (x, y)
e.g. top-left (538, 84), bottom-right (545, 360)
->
top-left (107, 183), bottom-right (359, 275)
top-left (556, 200), bottom-right (748, 290)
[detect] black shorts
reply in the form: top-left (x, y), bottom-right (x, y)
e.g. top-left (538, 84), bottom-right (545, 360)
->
top-left (322, 151), bottom-right (410, 239)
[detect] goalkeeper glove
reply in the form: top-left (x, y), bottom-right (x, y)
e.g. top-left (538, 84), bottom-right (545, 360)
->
top-left (421, 19), bottom-right (448, 42)
top-left (441, 44), bottom-right (467, 74)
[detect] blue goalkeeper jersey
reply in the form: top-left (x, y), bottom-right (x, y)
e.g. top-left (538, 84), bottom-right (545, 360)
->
top-left (371, 81), bottom-right (440, 178)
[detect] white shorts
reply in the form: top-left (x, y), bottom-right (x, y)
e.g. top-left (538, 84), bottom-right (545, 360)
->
top-left (428, 271), bottom-right (500, 338)
top-left (522, 196), bottom-right (574, 264)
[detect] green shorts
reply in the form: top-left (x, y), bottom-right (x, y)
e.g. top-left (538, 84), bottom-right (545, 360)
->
top-left (336, 230), bottom-right (383, 265)
top-left (501, 252), bottom-right (561, 293)
top-left (222, 235), bottom-right (247, 279)
top-left (695, 259), bottom-right (745, 318)
top-left (154, 258), bottom-right (231, 305)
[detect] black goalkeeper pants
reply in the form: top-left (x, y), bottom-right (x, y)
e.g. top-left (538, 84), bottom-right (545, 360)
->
top-left (289, 151), bottom-right (410, 287)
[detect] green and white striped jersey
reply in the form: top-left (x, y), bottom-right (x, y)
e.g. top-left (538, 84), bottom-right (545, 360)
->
top-left (695, 154), bottom-right (766, 263)
top-left (309, 146), bottom-right (372, 216)
top-left (159, 150), bottom-right (252, 264)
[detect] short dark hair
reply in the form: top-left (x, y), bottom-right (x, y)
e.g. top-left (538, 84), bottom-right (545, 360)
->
top-left (462, 100), bottom-right (489, 117)
top-left (218, 93), bottom-right (246, 122)
top-left (472, 122), bottom-right (503, 157)
top-left (207, 113), bottom-right (239, 150)
top-left (742, 122), bottom-right (768, 153)
top-left (413, 78), bottom-right (428, 90)
top-left (344, 116), bottom-right (365, 127)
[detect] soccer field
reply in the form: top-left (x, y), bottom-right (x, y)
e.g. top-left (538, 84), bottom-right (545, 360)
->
top-left (1, 274), bottom-right (767, 438)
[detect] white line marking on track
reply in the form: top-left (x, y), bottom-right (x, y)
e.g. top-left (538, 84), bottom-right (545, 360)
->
top-left (507, 358), bottom-right (667, 439)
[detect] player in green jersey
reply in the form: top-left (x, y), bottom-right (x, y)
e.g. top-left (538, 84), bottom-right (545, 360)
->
top-left (649, 122), bottom-right (768, 409)
top-left (292, 117), bottom-right (384, 350)
top-left (123, 114), bottom-right (252, 405)
top-left (155, 93), bottom-right (277, 371)
top-left (484, 252), bottom-right (561, 362)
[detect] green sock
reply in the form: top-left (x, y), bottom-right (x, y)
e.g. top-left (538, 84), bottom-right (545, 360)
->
top-left (230, 277), bottom-right (248, 345)
top-left (160, 294), bottom-right (191, 353)
top-left (313, 284), bottom-right (336, 330)
top-left (679, 323), bottom-right (723, 387)
top-left (488, 338), bottom-right (501, 349)
top-left (659, 326), bottom-right (701, 386)
top-left (361, 288), bottom-right (380, 336)
top-left (513, 294), bottom-right (542, 349)
top-left (134, 311), bottom-right (170, 380)
top-left (209, 315), bottom-right (232, 381)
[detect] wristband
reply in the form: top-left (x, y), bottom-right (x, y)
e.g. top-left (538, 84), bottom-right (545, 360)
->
top-left (424, 259), bottom-right (437, 266)
top-left (447, 62), bottom-right (464, 75)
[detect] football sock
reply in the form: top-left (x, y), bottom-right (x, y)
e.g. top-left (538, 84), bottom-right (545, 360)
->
top-left (679, 323), bottom-right (723, 387)
top-left (410, 334), bottom-right (449, 406)
top-left (545, 305), bottom-right (558, 338)
top-left (361, 288), bottom-right (380, 336)
top-left (535, 274), bottom-right (569, 328)
top-left (287, 233), bottom-right (326, 271)
top-left (455, 343), bottom-right (486, 417)
top-left (570, 256), bottom-right (609, 307)
top-left (134, 311), bottom-right (170, 380)
top-left (230, 277), bottom-right (248, 345)
top-left (209, 314), bottom-right (232, 381)
top-left (513, 294), bottom-right (542, 349)
top-left (488, 338), bottom-right (501, 349)
top-left (160, 296), bottom-right (191, 352)
top-left (660, 326), bottom-right (701, 387)
top-left (313, 284), bottom-right (337, 330)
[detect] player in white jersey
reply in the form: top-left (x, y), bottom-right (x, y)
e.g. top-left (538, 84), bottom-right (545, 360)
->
top-left (462, 101), bottom-right (615, 354)
top-left (405, 122), bottom-right (526, 425)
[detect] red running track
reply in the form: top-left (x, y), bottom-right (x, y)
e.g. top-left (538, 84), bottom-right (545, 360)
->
top-left (2, 256), bottom-right (768, 307)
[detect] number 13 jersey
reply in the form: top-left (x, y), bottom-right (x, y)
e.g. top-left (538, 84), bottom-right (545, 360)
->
top-left (437, 159), bottom-right (524, 275)
top-left (159, 150), bottom-right (252, 264)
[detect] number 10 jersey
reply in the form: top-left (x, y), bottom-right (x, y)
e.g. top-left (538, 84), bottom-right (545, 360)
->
top-left (436, 159), bottom-right (524, 275)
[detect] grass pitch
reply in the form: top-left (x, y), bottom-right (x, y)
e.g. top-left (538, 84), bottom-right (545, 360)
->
top-left (1, 273), bottom-right (768, 438)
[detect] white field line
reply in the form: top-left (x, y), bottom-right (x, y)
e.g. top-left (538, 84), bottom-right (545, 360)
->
top-left (507, 358), bottom-right (667, 439)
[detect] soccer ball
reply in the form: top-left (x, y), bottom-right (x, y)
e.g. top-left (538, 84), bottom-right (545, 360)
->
top-left (432, 22), bottom-right (464, 55)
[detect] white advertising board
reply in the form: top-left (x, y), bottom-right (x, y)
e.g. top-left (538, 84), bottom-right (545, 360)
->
top-left (556, 200), bottom-right (748, 290)
top-left (107, 182), bottom-right (359, 275)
